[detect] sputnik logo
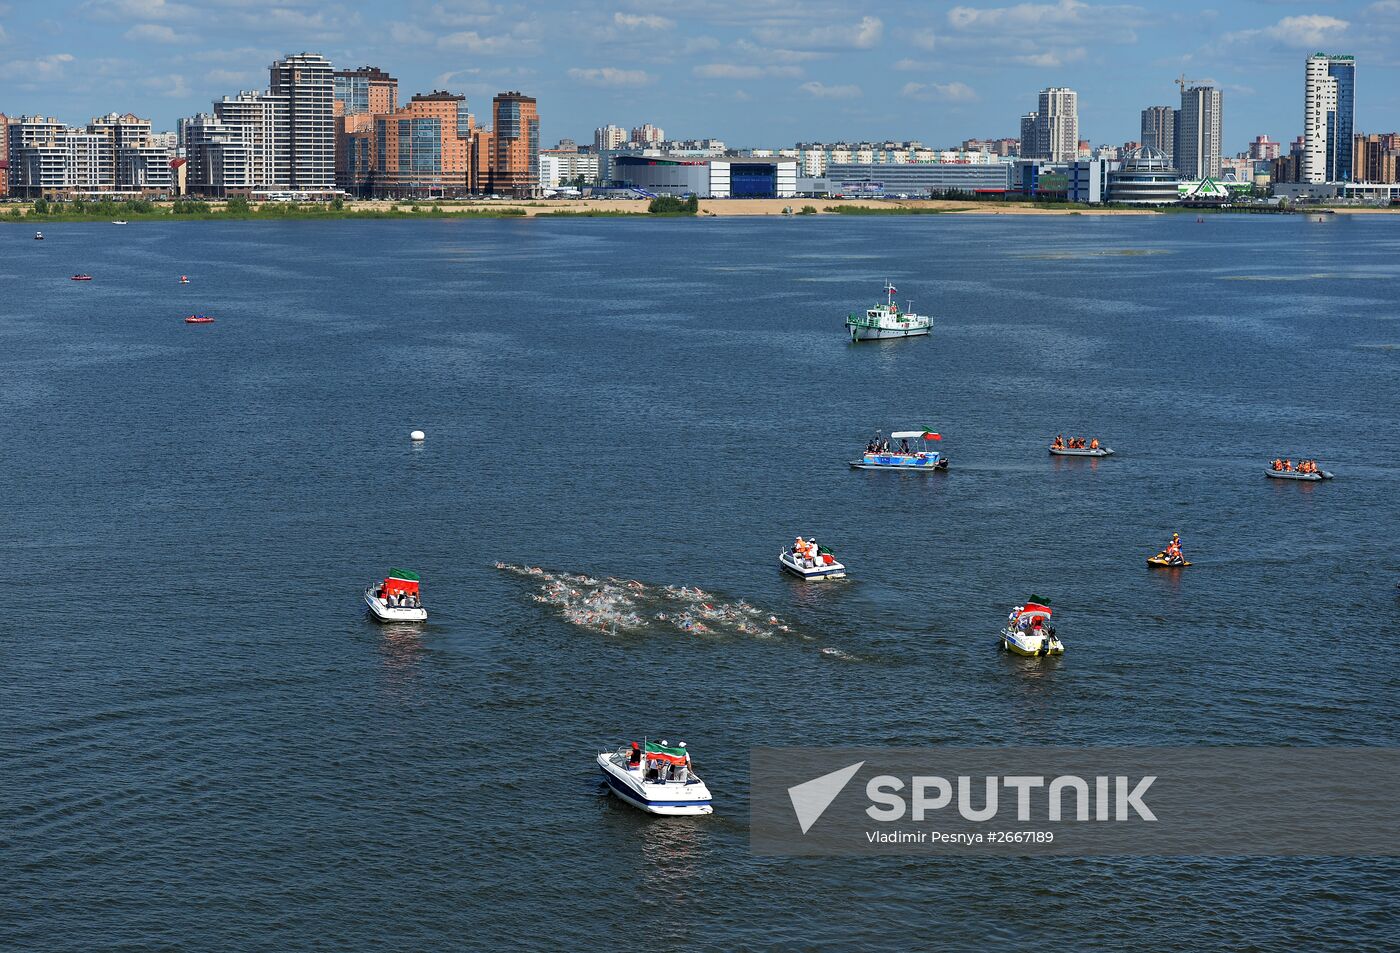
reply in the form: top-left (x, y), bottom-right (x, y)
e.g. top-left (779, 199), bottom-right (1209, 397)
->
top-left (787, 761), bottom-right (865, 834)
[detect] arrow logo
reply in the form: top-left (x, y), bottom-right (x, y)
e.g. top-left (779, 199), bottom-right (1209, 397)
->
top-left (787, 761), bottom-right (865, 834)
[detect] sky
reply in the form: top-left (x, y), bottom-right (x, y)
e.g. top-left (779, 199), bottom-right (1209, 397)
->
top-left (1, 0), bottom-right (1398, 150)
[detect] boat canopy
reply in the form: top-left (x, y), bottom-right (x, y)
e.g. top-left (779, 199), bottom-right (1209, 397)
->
top-left (643, 741), bottom-right (689, 766)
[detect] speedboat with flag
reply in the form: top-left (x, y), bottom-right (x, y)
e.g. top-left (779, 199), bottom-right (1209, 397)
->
top-left (999, 599), bottom-right (1064, 656)
top-left (364, 569), bottom-right (427, 622)
top-left (846, 282), bottom-right (931, 342)
top-left (780, 537), bottom-right (846, 580)
top-left (850, 430), bottom-right (948, 471)
top-left (597, 740), bottom-right (713, 816)
top-left (185, 315), bottom-right (215, 324)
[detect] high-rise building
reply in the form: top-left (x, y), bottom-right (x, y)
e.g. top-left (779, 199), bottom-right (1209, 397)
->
top-left (630, 123), bottom-right (664, 146)
top-left (333, 66), bottom-right (398, 117)
top-left (6, 112), bottom-right (174, 197)
top-left (1141, 106), bottom-right (1176, 160)
top-left (1018, 114), bottom-right (1039, 158)
top-left (1303, 53), bottom-right (1355, 183)
top-left (486, 91), bottom-right (539, 197)
top-left (1177, 84), bottom-right (1222, 180)
top-left (1026, 88), bottom-right (1077, 162)
top-left (1352, 132), bottom-right (1400, 184)
top-left (1248, 135), bottom-right (1280, 161)
top-left (181, 113), bottom-right (252, 194)
top-left (594, 124), bottom-right (626, 152)
top-left (270, 52), bottom-right (335, 191)
top-left (212, 91), bottom-right (289, 189)
top-left (0, 113), bottom-right (9, 198)
top-left (368, 91), bottom-right (474, 197)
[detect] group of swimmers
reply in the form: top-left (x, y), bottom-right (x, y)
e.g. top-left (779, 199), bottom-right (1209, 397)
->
top-left (791, 536), bottom-right (830, 569)
top-left (1271, 458), bottom-right (1321, 473)
top-left (1052, 435), bottom-right (1100, 451)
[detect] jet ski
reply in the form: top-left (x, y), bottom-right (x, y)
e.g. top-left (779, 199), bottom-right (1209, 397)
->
top-left (1147, 552), bottom-right (1191, 568)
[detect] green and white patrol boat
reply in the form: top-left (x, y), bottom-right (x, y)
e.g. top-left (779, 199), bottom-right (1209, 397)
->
top-left (846, 282), bottom-right (931, 342)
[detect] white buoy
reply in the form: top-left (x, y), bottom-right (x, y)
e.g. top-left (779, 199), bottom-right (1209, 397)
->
top-left (410, 430), bottom-right (425, 442)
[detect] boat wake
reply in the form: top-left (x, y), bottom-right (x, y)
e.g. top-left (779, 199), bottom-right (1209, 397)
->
top-left (495, 563), bottom-right (858, 658)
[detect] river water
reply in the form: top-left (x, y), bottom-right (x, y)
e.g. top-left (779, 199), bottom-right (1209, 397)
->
top-left (3, 214), bottom-right (1398, 949)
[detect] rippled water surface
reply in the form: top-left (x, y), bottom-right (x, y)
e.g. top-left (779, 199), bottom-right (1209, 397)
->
top-left (3, 214), bottom-right (1399, 950)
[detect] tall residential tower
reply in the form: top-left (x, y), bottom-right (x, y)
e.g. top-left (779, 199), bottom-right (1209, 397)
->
top-left (270, 52), bottom-right (335, 191)
top-left (1177, 84), bottom-right (1222, 180)
top-left (1140, 106), bottom-right (1176, 162)
top-left (1303, 53), bottom-right (1355, 183)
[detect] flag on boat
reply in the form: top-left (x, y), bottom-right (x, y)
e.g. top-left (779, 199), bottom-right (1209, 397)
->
top-left (923, 429), bottom-right (941, 441)
top-left (644, 741), bottom-right (689, 765)
top-left (887, 284), bottom-right (897, 293)
top-left (385, 568), bottom-right (421, 596)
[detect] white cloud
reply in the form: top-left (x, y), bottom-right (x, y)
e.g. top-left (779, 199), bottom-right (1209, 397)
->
top-left (1260, 15), bottom-right (1349, 47)
top-left (206, 68), bottom-right (259, 86)
top-left (693, 63), bottom-right (802, 79)
top-left (0, 52), bottom-right (74, 81)
top-left (949, 0), bottom-right (1135, 34)
top-left (439, 30), bottom-right (533, 55)
top-left (910, 28), bottom-right (936, 51)
top-left (613, 12), bottom-right (673, 30)
top-left (389, 22), bottom-right (435, 44)
top-left (901, 80), bottom-right (978, 102)
top-left (566, 66), bottom-right (653, 86)
top-left (85, 0), bottom-right (195, 21)
top-left (757, 16), bottom-right (882, 50)
top-left (799, 80), bottom-right (861, 99)
top-left (142, 72), bottom-right (191, 97)
top-left (1012, 46), bottom-right (1086, 66)
top-left (124, 23), bottom-right (191, 43)
top-left (894, 58), bottom-right (930, 71)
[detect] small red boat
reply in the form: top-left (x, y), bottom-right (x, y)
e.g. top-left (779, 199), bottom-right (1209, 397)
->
top-left (185, 315), bottom-right (215, 324)
top-left (71, 274), bottom-right (93, 281)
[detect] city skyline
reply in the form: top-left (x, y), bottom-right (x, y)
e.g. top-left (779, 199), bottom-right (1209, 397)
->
top-left (1, 1), bottom-right (1399, 148)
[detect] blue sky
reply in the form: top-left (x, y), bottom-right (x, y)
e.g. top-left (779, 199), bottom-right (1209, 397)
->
top-left (1, 0), bottom-right (1398, 149)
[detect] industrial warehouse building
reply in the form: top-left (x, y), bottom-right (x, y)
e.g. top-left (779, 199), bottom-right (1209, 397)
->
top-left (610, 155), bottom-right (797, 197)
top-left (823, 162), bottom-right (1013, 196)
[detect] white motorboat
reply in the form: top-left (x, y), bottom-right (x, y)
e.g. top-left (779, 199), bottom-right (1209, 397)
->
top-left (1049, 445), bottom-right (1113, 457)
top-left (364, 568), bottom-right (427, 622)
top-left (780, 538), bottom-right (846, 580)
top-left (112, 220), bottom-right (128, 225)
top-left (999, 600), bottom-right (1064, 657)
top-left (597, 740), bottom-right (713, 816)
top-left (845, 282), bottom-right (931, 342)
top-left (34, 231), bottom-right (44, 240)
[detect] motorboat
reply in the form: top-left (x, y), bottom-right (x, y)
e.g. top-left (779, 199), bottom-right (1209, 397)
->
top-left (34, 231), bottom-right (44, 240)
top-left (1266, 468), bottom-right (1333, 481)
top-left (112, 220), bottom-right (128, 225)
top-left (179, 275), bottom-right (190, 284)
top-left (597, 740), bottom-right (713, 816)
top-left (850, 429), bottom-right (948, 471)
top-left (364, 569), bottom-right (427, 622)
top-left (999, 600), bottom-right (1063, 656)
top-left (1049, 438), bottom-right (1112, 457)
top-left (846, 282), bottom-right (931, 342)
top-left (184, 315), bottom-right (215, 324)
top-left (70, 274), bottom-right (93, 281)
top-left (780, 537), bottom-right (846, 580)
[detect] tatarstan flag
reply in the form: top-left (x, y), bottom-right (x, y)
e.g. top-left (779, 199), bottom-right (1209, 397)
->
top-left (923, 429), bottom-right (942, 441)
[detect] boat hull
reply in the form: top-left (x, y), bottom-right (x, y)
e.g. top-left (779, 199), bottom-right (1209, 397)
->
top-left (779, 551), bottom-right (846, 580)
top-left (1049, 447), bottom-right (1113, 457)
top-left (365, 588), bottom-right (427, 622)
top-left (597, 754), bottom-right (713, 816)
top-left (1146, 556), bottom-right (1191, 568)
top-left (848, 324), bottom-right (930, 342)
top-left (849, 454), bottom-right (947, 471)
top-left (1265, 469), bottom-right (1332, 481)
top-left (1000, 627), bottom-right (1064, 656)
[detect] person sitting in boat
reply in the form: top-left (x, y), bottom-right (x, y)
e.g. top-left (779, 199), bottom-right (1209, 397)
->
top-left (1271, 458), bottom-right (1283, 471)
top-left (1165, 533), bottom-right (1183, 560)
top-left (1053, 435), bottom-right (1065, 450)
top-left (899, 438), bottom-right (911, 454)
top-left (1089, 438), bottom-right (1100, 450)
top-left (1283, 459), bottom-right (1293, 471)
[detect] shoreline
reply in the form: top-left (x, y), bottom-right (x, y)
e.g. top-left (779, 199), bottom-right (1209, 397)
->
top-left (5, 197), bottom-right (1395, 223)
